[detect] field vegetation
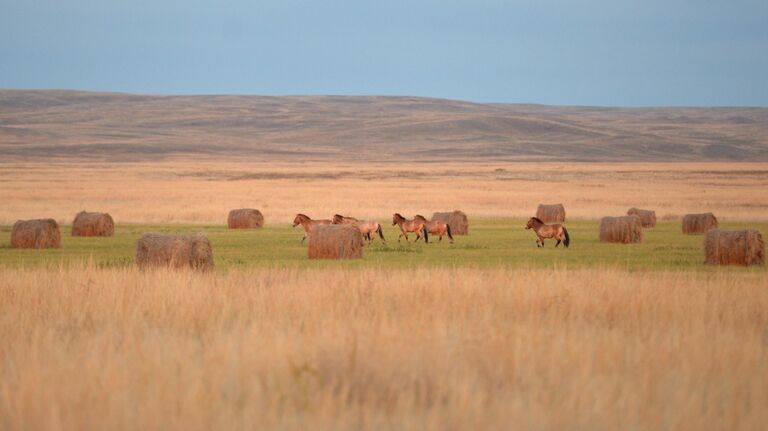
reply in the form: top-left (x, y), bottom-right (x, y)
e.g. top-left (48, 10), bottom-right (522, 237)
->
top-left (1, 162), bottom-right (767, 225)
top-left (1, 265), bottom-right (767, 430)
top-left (1, 160), bottom-right (766, 430)
top-left (1, 219), bottom-right (766, 271)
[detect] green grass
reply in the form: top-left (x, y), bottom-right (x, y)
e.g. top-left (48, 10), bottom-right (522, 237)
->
top-left (0, 220), bottom-right (766, 271)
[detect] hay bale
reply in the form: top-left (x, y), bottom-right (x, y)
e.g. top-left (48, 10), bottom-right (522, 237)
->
top-left (682, 213), bottom-right (718, 234)
top-left (308, 224), bottom-right (364, 259)
top-left (431, 210), bottom-right (469, 235)
top-left (704, 229), bottom-right (764, 266)
top-left (136, 233), bottom-right (214, 270)
top-left (599, 215), bottom-right (642, 244)
top-left (536, 204), bottom-right (566, 223)
top-left (626, 208), bottom-right (657, 228)
top-left (71, 211), bottom-right (115, 236)
top-left (11, 219), bottom-right (61, 249)
top-left (227, 208), bottom-right (264, 229)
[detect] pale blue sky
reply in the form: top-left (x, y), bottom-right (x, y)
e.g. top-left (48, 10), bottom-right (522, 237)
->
top-left (1, 0), bottom-right (766, 106)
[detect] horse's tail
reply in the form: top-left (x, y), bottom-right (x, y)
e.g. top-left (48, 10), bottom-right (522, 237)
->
top-left (377, 224), bottom-right (385, 242)
top-left (423, 226), bottom-right (429, 243)
top-left (562, 226), bottom-right (570, 248)
top-left (446, 224), bottom-right (453, 240)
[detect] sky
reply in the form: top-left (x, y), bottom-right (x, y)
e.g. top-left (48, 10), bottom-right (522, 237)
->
top-left (1, 0), bottom-right (767, 106)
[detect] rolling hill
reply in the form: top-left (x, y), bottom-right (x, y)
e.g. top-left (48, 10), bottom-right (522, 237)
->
top-left (1, 89), bottom-right (767, 162)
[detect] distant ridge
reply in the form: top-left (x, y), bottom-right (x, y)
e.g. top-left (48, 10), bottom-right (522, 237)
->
top-left (1, 89), bottom-right (767, 162)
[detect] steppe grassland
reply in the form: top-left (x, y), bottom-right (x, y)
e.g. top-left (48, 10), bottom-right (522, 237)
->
top-left (0, 161), bottom-right (766, 225)
top-left (1, 219), bottom-right (767, 270)
top-left (2, 160), bottom-right (767, 430)
top-left (1, 266), bottom-right (767, 430)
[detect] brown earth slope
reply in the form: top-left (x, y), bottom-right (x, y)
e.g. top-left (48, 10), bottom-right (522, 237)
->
top-left (1, 89), bottom-right (767, 162)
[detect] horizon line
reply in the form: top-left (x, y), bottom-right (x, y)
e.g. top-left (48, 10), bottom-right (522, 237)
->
top-left (2, 87), bottom-right (767, 110)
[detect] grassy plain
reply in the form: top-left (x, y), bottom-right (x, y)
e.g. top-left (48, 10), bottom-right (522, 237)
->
top-left (1, 265), bottom-right (767, 430)
top-left (0, 161), bottom-right (767, 225)
top-left (1, 219), bottom-right (767, 271)
top-left (1, 160), bottom-right (767, 430)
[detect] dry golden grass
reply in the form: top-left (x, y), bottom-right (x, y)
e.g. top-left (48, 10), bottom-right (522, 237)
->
top-left (1, 161), bottom-right (767, 225)
top-left (1, 265), bottom-right (766, 430)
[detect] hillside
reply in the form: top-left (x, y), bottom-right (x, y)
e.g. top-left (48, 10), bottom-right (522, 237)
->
top-left (1, 89), bottom-right (767, 161)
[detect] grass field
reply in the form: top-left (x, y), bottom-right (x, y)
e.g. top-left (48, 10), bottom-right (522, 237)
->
top-left (2, 219), bottom-right (766, 271)
top-left (1, 265), bottom-right (766, 430)
top-left (2, 162), bottom-right (767, 225)
top-left (2, 160), bottom-right (767, 430)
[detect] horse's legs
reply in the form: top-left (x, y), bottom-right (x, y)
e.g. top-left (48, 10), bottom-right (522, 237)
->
top-left (439, 234), bottom-right (443, 242)
top-left (555, 239), bottom-right (561, 247)
top-left (538, 236), bottom-right (545, 247)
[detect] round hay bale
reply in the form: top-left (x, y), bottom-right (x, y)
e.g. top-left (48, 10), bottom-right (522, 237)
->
top-left (308, 224), bottom-right (364, 259)
top-left (227, 208), bottom-right (264, 229)
top-left (682, 213), bottom-right (718, 234)
top-left (599, 215), bottom-right (642, 244)
top-left (136, 233), bottom-right (214, 270)
top-left (704, 229), bottom-right (764, 266)
top-left (71, 211), bottom-right (114, 237)
top-left (626, 208), bottom-right (657, 228)
top-left (11, 219), bottom-right (61, 249)
top-left (431, 210), bottom-right (469, 235)
top-left (536, 204), bottom-right (566, 223)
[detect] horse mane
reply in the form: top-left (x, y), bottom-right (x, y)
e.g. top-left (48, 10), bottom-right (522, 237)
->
top-left (295, 213), bottom-right (309, 220)
top-left (530, 216), bottom-right (544, 224)
top-left (413, 214), bottom-right (427, 221)
top-left (393, 213), bottom-right (404, 219)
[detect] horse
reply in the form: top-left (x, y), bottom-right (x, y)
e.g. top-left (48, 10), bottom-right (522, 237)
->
top-left (333, 214), bottom-right (385, 243)
top-left (354, 220), bottom-right (386, 244)
top-left (392, 213), bottom-right (429, 243)
top-left (414, 215), bottom-right (453, 243)
top-left (525, 217), bottom-right (570, 248)
top-left (292, 213), bottom-right (332, 243)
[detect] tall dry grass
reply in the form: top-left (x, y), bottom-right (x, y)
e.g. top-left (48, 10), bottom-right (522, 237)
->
top-left (1, 161), bottom-right (767, 224)
top-left (1, 265), bottom-right (766, 430)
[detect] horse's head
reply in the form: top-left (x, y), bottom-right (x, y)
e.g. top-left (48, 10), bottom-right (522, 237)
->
top-left (525, 217), bottom-right (535, 229)
top-left (332, 214), bottom-right (344, 224)
top-left (292, 214), bottom-right (306, 227)
top-left (392, 213), bottom-right (403, 226)
top-left (526, 217), bottom-right (543, 229)
top-left (413, 214), bottom-right (427, 222)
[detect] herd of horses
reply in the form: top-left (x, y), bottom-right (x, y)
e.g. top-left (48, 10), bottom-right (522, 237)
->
top-left (292, 213), bottom-right (571, 248)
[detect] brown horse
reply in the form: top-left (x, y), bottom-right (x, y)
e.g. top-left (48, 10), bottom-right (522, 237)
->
top-left (355, 220), bottom-right (386, 244)
top-left (392, 213), bottom-right (429, 243)
top-left (292, 213), bottom-right (332, 243)
top-left (525, 217), bottom-right (570, 248)
top-left (414, 215), bottom-right (453, 243)
top-left (333, 214), bottom-right (385, 243)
